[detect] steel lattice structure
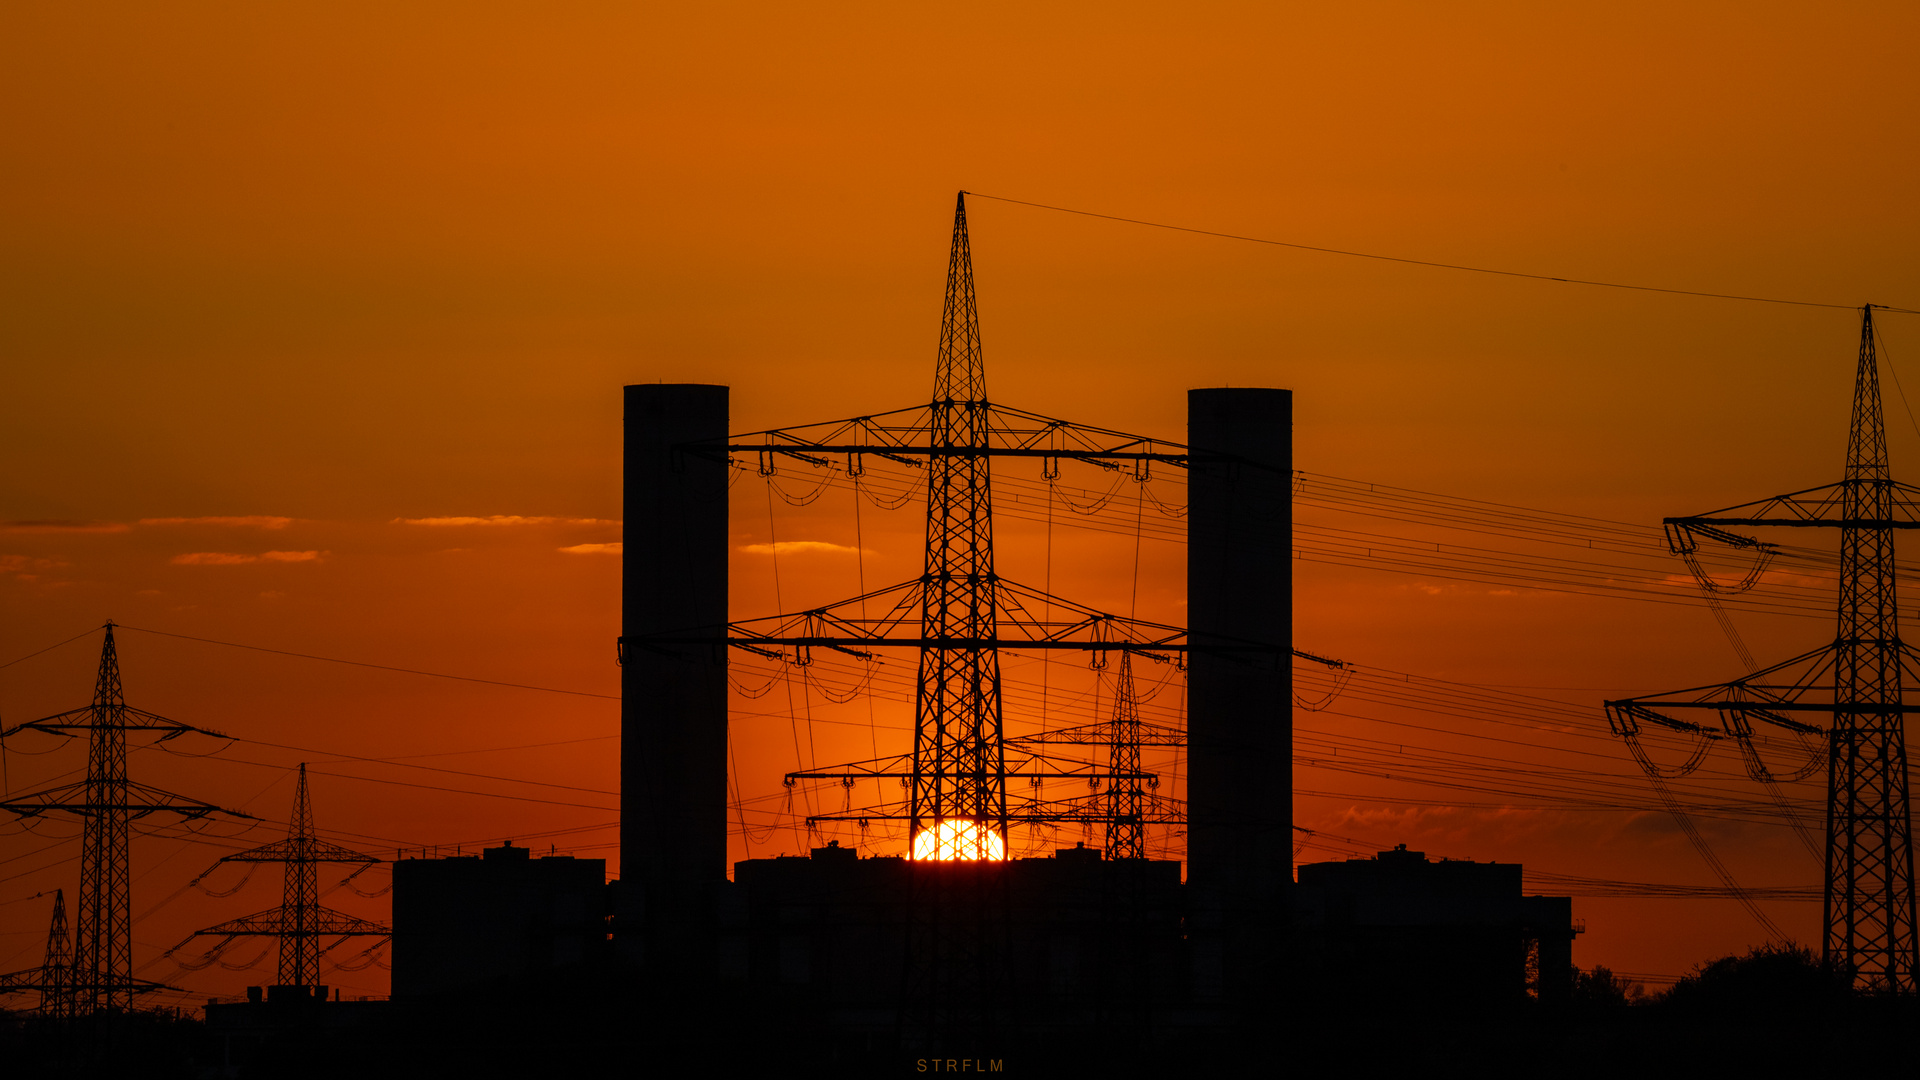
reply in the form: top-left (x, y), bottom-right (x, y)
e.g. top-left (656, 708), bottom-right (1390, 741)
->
top-left (1606, 306), bottom-right (1920, 991)
top-left (642, 193), bottom-right (1318, 1041)
top-left (0, 889), bottom-right (74, 1019)
top-left (652, 195), bottom-right (1328, 849)
top-left (176, 763), bottom-right (387, 990)
top-left (914, 194), bottom-right (1007, 856)
top-left (665, 193), bottom-right (1209, 856)
top-left (652, 194), bottom-right (1330, 852)
top-left (1103, 653), bottom-right (1147, 860)
top-left (0, 624), bottom-right (239, 1014)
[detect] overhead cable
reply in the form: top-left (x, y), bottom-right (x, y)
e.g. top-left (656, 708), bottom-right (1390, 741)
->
top-left (964, 191), bottom-right (1919, 314)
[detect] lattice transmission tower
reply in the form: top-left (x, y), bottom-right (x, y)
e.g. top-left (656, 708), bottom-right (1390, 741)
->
top-left (174, 763), bottom-right (387, 994)
top-left (1103, 653), bottom-right (1147, 860)
top-left (690, 193), bottom-right (1331, 850)
top-left (0, 889), bottom-right (74, 1019)
top-left (913, 193), bottom-right (1006, 857)
top-left (707, 193), bottom-right (1202, 855)
top-left (635, 192), bottom-right (1319, 1040)
top-left (0, 623), bottom-right (240, 1014)
top-left (1607, 306), bottom-right (1920, 990)
top-left (174, 757), bottom-right (387, 991)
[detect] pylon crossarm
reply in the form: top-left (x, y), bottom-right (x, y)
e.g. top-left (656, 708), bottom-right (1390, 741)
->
top-left (185, 904), bottom-right (389, 939)
top-left (714, 405), bottom-right (937, 464)
top-left (217, 838), bottom-right (379, 864)
top-left (713, 402), bottom-right (1193, 468)
top-left (1611, 694), bottom-right (1886, 734)
top-left (0, 714), bottom-right (81, 740)
top-left (723, 636), bottom-right (1193, 654)
top-left (719, 578), bottom-right (928, 644)
top-left (708, 576), bottom-right (1271, 664)
top-left (1623, 699), bottom-right (1901, 714)
top-left (0, 706), bottom-right (229, 741)
top-left (59, 975), bottom-right (174, 996)
top-left (1729, 706), bottom-right (1826, 736)
top-left (1603, 636), bottom-right (1911, 733)
top-left (787, 730), bottom-right (1160, 786)
top-left (709, 576), bottom-right (1194, 651)
top-left (181, 908), bottom-right (290, 938)
top-left (0, 779), bottom-right (247, 820)
top-left (1008, 719), bottom-right (1184, 748)
top-left (0, 969), bottom-right (54, 992)
top-left (1607, 641), bottom-right (1842, 710)
top-left (682, 571), bottom-right (1293, 664)
top-left (791, 731), bottom-right (1153, 782)
top-left (994, 578), bottom-right (1189, 650)
top-left (784, 752), bottom-right (912, 781)
top-left (1667, 477), bottom-right (1920, 529)
top-left (806, 790), bottom-right (1184, 827)
top-left (985, 403), bottom-right (1190, 460)
top-left (315, 930), bottom-right (391, 957)
top-left (1009, 789), bottom-right (1185, 824)
top-left (791, 769), bottom-right (1157, 783)
top-left (1294, 647), bottom-right (1346, 669)
top-left (1604, 701), bottom-right (1718, 737)
top-left (306, 907), bottom-right (392, 936)
top-left (1664, 520), bottom-right (1773, 554)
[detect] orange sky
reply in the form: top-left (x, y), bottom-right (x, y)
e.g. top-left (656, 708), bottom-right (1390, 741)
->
top-left (4, 1), bottom-right (1920, 1002)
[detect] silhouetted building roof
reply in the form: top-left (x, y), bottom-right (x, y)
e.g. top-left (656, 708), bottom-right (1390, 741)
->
top-left (391, 843), bottom-right (609, 1000)
top-left (728, 841), bottom-right (1187, 1034)
top-left (1293, 844), bottom-right (1576, 1006)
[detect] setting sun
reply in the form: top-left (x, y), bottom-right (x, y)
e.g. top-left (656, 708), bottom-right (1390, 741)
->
top-left (910, 820), bottom-right (1008, 862)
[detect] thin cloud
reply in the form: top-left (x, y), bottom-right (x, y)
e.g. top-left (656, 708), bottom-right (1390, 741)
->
top-left (559, 543), bottom-right (622, 555)
top-left (0, 555), bottom-right (68, 573)
top-left (1, 520), bottom-right (129, 533)
top-left (173, 553), bottom-right (256, 565)
top-left (394, 516), bottom-right (619, 527)
top-left (141, 516), bottom-right (293, 529)
top-left (172, 550), bottom-right (326, 566)
top-left (738, 541), bottom-right (864, 556)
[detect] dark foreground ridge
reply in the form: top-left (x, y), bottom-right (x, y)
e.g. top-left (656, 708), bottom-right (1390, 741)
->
top-left (6, 948), bottom-right (1920, 1080)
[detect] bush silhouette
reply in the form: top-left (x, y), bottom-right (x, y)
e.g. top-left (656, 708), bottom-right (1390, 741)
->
top-left (1654, 942), bottom-right (1850, 1014)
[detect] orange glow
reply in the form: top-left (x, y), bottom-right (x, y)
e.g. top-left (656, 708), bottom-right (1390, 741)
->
top-left (4, 0), bottom-right (1915, 1000)
top-left (911, 820), bottom-right (1008, 862)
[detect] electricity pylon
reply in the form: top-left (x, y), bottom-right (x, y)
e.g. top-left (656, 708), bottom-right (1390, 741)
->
top-left (1607, 306), bottom-right (1920, 991)
top-left (178, 763), bottom-right (386, 994)
top-left (657, 193), bottom-right (1194, 1043)
top-left (0, 623), bottom-right (240, 1014)
top-left (644, 193), bottom-right (1321, 1041)
top-left (701, 195), bottom-right (1210, 844)
top-left (0, 889), bottom-right (74, 1019)
top-left (1104, 653), bottom-right (1147, 860)
top-left (686, 192), bottom-right (1324, 844)
top-left (913, 192), bottom-right (1008, 858)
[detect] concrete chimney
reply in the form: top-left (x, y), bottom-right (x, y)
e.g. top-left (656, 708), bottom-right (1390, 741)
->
top-left (1186, 387), bottom-right (1292, 994)
top-left (621, 384), bottom-right (729, 970)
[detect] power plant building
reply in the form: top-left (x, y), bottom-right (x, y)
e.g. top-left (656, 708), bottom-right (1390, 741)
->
top-left (390, 843), bottom-right (609, 999)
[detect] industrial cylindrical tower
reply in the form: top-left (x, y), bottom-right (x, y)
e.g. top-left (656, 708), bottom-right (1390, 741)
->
top-left (621, 383), bottom-right (730, 970)
top-left (1186, 387), bottom-right (1292, 995)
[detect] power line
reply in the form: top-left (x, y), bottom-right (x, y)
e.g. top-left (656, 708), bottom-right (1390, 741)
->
top-left (152, 749), bottom-right (618, 813)
top-left (0, 626), bottom-right (102, 671)
top-left (222, 736), bottom-right (619, 797)
top-left (963, 191), bottom-right (1920, 314)
top-left (115, 625), bottom-right (619, 701)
